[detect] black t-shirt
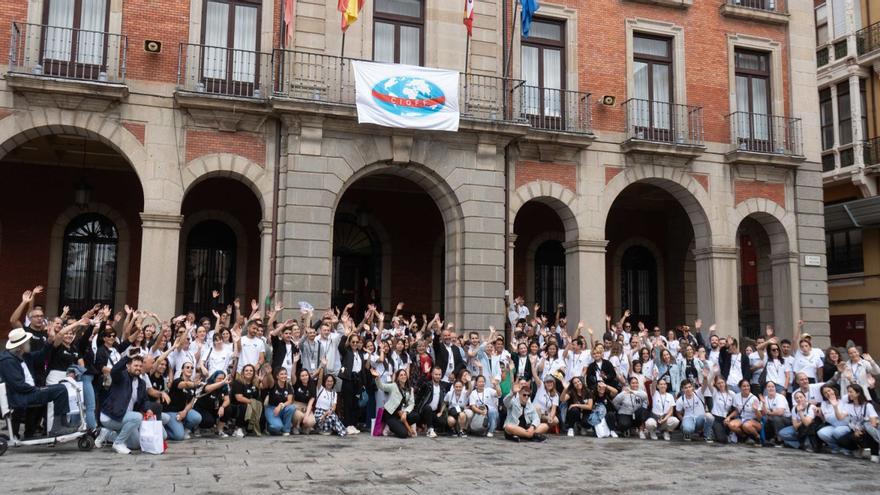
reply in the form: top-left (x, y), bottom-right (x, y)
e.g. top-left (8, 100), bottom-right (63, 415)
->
top-left (168, 377), bottom-right (196, 412)
top-left (231, 381), bottom-right (259, 402)
top-left (195, 387), bottom-right (227, 412)
top-left (293, 382), bottom-right (314, 404)
top-left (267, 383), bottom-right (293, 407)
top-left (149, 373), bottom-right (167, 393)
top-left (48, 345), bottom-right (80, 372)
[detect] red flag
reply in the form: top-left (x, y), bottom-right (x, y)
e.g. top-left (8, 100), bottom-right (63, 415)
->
top-left (463, 0), bottom-right (475, 37)
top-left (339, 0), bottom-right (366, 32)
top-left (283, 0), bottom-right (294, 48)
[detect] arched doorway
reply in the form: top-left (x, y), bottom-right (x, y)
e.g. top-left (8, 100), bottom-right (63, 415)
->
top-left (513, 200), bottom-right (568, 324)
top-left (332, 215), bottom-right (381, 315)
top-left (620, 245), bottom-right (658, 328)
top-left (183, 220), bottom-right (236, 317)
top-left (60, 213), bottom-right (118, 316)
top-left (534, 239), bottom-right (565, 316)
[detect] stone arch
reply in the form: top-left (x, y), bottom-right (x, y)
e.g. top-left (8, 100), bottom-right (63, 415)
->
top-left (610, 236), bottom-right (667, 329)
top-left (600, 165), bottom-right (714, 249)
top-left (510, 181), bottom-right (580, 242)
top-left (0, 108), bottom-right (154, 205)
top-left (47, 203), bottom-right (132, 315)
top-left (730, 198), bottom-right (797, 256)
top-left (181, 153), bottom-right (272, 220)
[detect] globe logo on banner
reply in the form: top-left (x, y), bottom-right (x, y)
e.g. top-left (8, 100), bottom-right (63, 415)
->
top-left (370, 77), bottom-right (447, 117)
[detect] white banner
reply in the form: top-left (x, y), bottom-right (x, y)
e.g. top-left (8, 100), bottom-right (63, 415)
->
top-left (352, 60), bottom-right (460, 132)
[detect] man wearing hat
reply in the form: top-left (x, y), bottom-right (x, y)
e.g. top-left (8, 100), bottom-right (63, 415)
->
top-left (0, 327), bottom-right (75, 437)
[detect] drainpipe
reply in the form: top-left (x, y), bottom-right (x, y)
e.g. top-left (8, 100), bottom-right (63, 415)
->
top-left (502, 0), bottom-right (511, 343)
top-left (270, 120), bottom-right (281, 304)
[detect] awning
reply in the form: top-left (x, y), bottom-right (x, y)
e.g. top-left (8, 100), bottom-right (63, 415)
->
top-left (825, 195), bottom-right (880, 230)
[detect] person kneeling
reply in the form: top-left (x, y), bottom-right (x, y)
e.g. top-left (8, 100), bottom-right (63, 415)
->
top-left (96, 350), bottom-right (148, 454)
top-left (502, 380), bottom-right (548, 442)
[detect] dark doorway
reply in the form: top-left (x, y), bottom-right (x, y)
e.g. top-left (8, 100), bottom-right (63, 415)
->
top-left (60, 213), bottom-right (118, 315)
top-left (621, 245), bottom-right (657, 328)
top-left (332, 216), bottom-right (381, 319)
top-left (534, 239), bottom-right (565, 322)
top-left (183, 220), bottom-right (236, 317)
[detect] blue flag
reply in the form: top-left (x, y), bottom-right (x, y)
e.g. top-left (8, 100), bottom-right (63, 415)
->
top-left (521, 0), bottom-right (540, 38)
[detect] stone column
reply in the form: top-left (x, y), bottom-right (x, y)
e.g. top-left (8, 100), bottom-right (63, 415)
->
top-left (564, 239), bottom-right (607, 334)
top-left (137, 213), bottom-right (183, 317)
top-left (849, 75), bottom-right (865, 168)
top-left (694, 246), bottom-right (739, 338)
top-left (506, 233), bottom-right (517, 302)
top-left (770, 251), bottom-right (800, 341)
top-left (258, 220), bottom-right (273, 305)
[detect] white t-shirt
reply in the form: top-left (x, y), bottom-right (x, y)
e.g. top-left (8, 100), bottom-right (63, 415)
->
top-left (314, 387), bottom-right (337, 410)
top-left (469, 387), bottom-right (498, 412)
top-left (675, 394), bottom-right (703, 418)
top-left (565, 351), bottom-right (590, 381)
top-left (168, 348), bottom-right (196, 378)
top-left (238, 335), bottom-right (264, 372)
top-left (763, 394), bottom-right (790, 418)
top-left (711, 389), bottom-right (735, 417)
top-left (430, 384), bottom-right (442, 411)
top-left (764, 359), bottom-right (789, 387)
top-left (202, 345), bottom-right (232, 375)
top-left (732, 393), bottom-right (760, 421)
top-left (541, 356), bottom-right (565, 382)
top-left (846, 402), bottom-right (879, 424)
top-left (792, 351), bottom-right (822, 380)
top-left (533, 385), bottom-right (559, 414)
top-left (791, 403), bottom-right (817, 423)
top-left (748, 351), bottom-right (763, 385)
top-left (652, 391), bottom-right (675, 416)
top-left (726, 353), bottom-right (744, 389)
top-left (794, 384), bottom-right (824, 405)
top-left (444, 389), bottom-right (469, 409)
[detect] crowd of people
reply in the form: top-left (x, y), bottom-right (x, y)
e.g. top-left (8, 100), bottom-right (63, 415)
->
top-left (1, 286), bottom-right (878, 462)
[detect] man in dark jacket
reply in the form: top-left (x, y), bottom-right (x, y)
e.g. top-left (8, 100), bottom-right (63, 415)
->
top-left (586, 347), bottom-right (619, 390)
top-left (95, 350), bottom-right (147, 454)
top-left (432, 327), bottom-right (465, 393)
top-left (410, 367), bottom-right (446, 437)
top-left (0, 327), bottom-right (75, 437)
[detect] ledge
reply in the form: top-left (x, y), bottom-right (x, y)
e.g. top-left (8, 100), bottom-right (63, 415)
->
top-left (521, 128), bottom-right (595, 149)
top-left (621, 139), bottom-right (704, 167)
top-left (623, 0), bottom-right (692, 8)
top-left (174, 90), bottom-right (271, 114)
top-left (719, 3), bottom-right (790, 25)
top-left (5, 72), bottom-right (128, 100)
top-left (725, 149), bottom-right (805, 168)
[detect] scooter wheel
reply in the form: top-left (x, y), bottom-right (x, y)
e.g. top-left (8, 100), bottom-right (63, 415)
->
top-left (0, 439), bottom-right (7, 456)
top-left (77, 435), bottom-right (94, 451)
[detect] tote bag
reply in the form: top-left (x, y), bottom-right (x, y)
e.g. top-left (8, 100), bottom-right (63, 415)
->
top-left (140, 419), bottom-right (166, 455)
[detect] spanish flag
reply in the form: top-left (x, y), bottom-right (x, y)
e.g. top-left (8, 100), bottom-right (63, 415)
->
top-left (338, 0), bottom-right (365, 32)
top-left (463, 0), bottom-right (474, 37)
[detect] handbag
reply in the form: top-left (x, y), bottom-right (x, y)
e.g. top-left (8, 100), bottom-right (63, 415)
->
top-left (372, 408), bottom-right (385, 436)
top-left (139, 418), bottom-right (166, 455)
top-left (595, 418), bottom-right (611, 438)
top-left (469, 413), bottom-right (489, 436)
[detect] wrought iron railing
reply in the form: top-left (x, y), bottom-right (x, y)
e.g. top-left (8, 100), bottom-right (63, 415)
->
top-left (177, 43), bottom-right (272, 98)
top-left (727, 112), bottom-right (803, 156)
top-left (726, 0), bottom-right (786, 13)
top-left (521, 86), bottom-right (591, 134)
top-left (273, 49), bottom-right (528, 125)
top-left (623, 98), bottom-right (704, 146)
top-left (864, 137), bottom-right (880, 165)
top-left (857, 21), bottom-right (880, 55)
top-left (8, 21), bottom-right (126, 82)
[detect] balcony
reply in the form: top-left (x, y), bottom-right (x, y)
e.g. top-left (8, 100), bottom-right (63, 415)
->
top-left (271, 49), bottom-right (530, 131)
top-left (622, 0), bottom-right (693, 8)
top-left (719, 0), bottom-right (789, 24)
top-left (621, 98), bottom-right (704, 164)
top-left (857, 21), bottom-right (880, 62)
top-left (725, 112), bottom-right (804, 167)
top-left (175, 43), bottom-right (272, 115)
top-left (6, 21), bottom-right (128, 101)
top-left (521, 87), bottom-right (592, 135)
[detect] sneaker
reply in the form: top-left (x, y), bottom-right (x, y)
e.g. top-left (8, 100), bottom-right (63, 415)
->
top-left (382, 425), bottom-right (390, 437)
top-left (486, 432), bottom-right (494, 438)
top-left (282, 432), bottom-right (290, 437)
top-left (705, 437), bottom-right (714, 444)
top-left (841, 450), bottom-right (854, 457)
top-left (567, 428), bottom-right (575, 437)
top-left (532, 434), bottom-right (547, 443)
top-left (609, 431), bottom-right (618, 438)
top-left (728, 433), bottom-right (738, 444)
top-left (94, 428), bottom-right (110, 448)
top-left (683, 434), bottom-right (691, 442)
top-left (663, 431), bottom-right (671, 441)
top-left (638, 430), bottom-right (646, 440)
top-left (233, 428), bottom-right (245, 438)
top-left (427, 428), bottom-right (437, 438)
top-left (112, 443), bottom-right (131, 455)
top-left (459, 431), bottom-right (467, 438)
top-left (319, 430), bottom-right (331, 436)
top-left (745, 438), bottom-right (755, 445)
top-left (863, 448), bottom-right (872, 459)
top-left (649, 431), bottom-right (658, 440)
top-left (217, 431), bottom-right (229, 438)
top-left (183, 432), bottom-right (192, 440)
top-left (192, 429), bottom-right (202, 438)
top-left (345, 426), bottom-right (360, 435)
top-left (871, 455), bottom-right (879, 463)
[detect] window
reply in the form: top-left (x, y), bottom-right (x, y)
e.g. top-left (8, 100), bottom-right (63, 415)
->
top-left (621, 246), bottom-right (657, 329)
top-left (42, 0), bottom-right (110, 78)
top-left (816, 4), bottom-right (828, 46)
top-left (534, 240), bottom-right (565, 323)
top-left (60, 213), bottom-right (117, 316)
top-left (522, 19), bottom-right (565, 121)
top-left (830, 0), bottom-right (861, 39)
top-left (734, 49), bottom-right (771, 143)
top-left (184, 220), bottom-right (237, 317)
top-left (826, 229), bottom-right (863, 275)
top-left (201, 0), bottom-right (261, 95)
top-left (837, 81), bottom-right (852, 145)
top-left (373, 0), bottom-right (423, 66)
top-left (632, 34), bottom-right (673, 137)
top-left (820, 88), bottom-right (833, 150)
top-left (860, 78), bottom-right (868, 145)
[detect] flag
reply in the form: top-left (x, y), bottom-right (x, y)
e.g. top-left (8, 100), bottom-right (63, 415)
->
top-left (464, 0), bottom-right (475, 37)
top-left (283, 0), bottom-right (294, 48)
top-left (521, 0), bottom-right (540, 38)
top-left (338, 0), bottom-right (365, 32)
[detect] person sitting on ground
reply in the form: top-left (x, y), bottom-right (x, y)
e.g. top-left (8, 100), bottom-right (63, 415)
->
top-left (502, 379), bottom-right (548, 442)
top-left (95, 349), bottom-right (148, 454)
top-left (371, 367), bottom-right (415, 438)
top-left (645, 378), bottom-right (679, 441)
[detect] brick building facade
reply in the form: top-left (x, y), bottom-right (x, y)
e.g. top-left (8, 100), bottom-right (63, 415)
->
top-left (0, 0), bottom-right (828, 344)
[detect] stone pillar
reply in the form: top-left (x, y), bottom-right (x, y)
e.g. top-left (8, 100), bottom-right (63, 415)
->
top-left (770, 251), bottom-right (800, 341)
top-left (694, 246), bottom-right (739, 338)
top-left (137, 213), bottom-right (183, 317)
top-left (564, 239), bottom-right (607, 334)
top-left (259, 220), bottom-right (273, 305)
top-left (849, 75), bottom-right (865, 167)
top-left (506, 233), bottom-right (517, 302)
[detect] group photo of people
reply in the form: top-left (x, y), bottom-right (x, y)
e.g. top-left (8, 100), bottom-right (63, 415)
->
top-left (1, 285), bottom-right (878, 462)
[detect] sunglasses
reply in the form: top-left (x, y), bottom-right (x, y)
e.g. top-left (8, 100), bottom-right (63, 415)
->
top-left (183, 366), bottom-right (193, 370)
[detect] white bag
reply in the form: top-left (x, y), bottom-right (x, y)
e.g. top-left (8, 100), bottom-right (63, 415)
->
top-left (139, 419), bottom-right (165, 455)
top-left (595, 418), bottom-right (611, 438)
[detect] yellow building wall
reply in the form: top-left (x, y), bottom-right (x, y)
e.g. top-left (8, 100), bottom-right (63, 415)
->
top-left (829, 228), bottom-right (880, 352)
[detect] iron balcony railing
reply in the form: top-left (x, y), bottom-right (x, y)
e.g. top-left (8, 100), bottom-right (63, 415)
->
top-left (864, 137), bottom-right (880, 166)
top-left (857, 21), bottom-right (880, 56)
top-left (8, 21), bottom-right (126, 83)
top-left (623, 98), bottom-right (704, 146)
top-left (177, 43), bottom-right (272, 98)
top-left (521, 86), bottom-right (592, 134)
top-left (273, 49), bottom-right (528, 125)
top-left (727, 112), bottom-right (803, 156)
top-left (726, 0), bottom-right (786, 13)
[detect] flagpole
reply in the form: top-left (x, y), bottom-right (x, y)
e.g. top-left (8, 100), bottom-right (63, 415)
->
top-left (340, 31), bottom-right (346, 66)
top-left (504, 0), bottom-right (519, 79)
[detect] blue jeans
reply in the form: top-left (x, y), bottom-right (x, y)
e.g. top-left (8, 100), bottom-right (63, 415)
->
top-left (682, 415), bottom-right (706, 437)
top-left (818, 425), bottom-right (851, 452)
top-left (102, 411), bottom-right (142, 449)
top-left (487, 409), bottom-right (499, 432)
top-left (165, 410), bottom-right (202, 441)
top-left (81, 374), bottom-right (97, 429)
top-left (265, 404), bottom-right (295, 434)
top-left (778, 425), bottom-right (806, 449)
top-left (588, 404), bottom-right (607, 426)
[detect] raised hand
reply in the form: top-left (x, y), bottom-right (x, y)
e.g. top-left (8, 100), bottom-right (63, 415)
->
top-left (21, 290), bottom-right (33, 303)
top-left (32, 285), bottom-right (44, 296)
top-left (212, 290), bottom-right (220, 299)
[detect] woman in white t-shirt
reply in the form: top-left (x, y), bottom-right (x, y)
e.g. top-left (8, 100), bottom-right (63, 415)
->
top-left (537, 342), bottom-right (565, 383)
top-left (761, 381), bottom-right (791, 446)
top-left (443, 380), bottom-right (471, 437)
top-left (762, 343), bottom-right (790, 393)
top-left (200, 333), bottom-right (232, 377)
top-left (533, 377), bottom-right (560, 432)
top-left (629, 360), bottom-right (647, 394)
top-left (469, 375), bottom-right (500, 437)
top-left (703, 366), bottom-right (735, 443)
top-left (645, 378), bottom-right (678, 440)
top-left (314, 374), bottom-right (346, 437)
top-left (725, 379), bottom-right (762, 445)
top-left (838, 385), bottom-right (879, 462)
top-left (817, 385), bottom-right (851, 454)
top-left (778, 390), bottom-right (819, 451)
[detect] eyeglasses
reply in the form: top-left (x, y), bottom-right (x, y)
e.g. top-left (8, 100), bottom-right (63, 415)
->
top-left (183, 366), bottom-right (193, 370)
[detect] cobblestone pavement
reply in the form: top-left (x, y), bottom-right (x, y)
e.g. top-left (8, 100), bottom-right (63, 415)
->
top-left (0, 434), bottom-right (877, 494)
